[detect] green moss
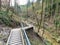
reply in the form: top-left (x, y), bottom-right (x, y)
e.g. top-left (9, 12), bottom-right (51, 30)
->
top-left (45, 41), bottom-right (52, 45)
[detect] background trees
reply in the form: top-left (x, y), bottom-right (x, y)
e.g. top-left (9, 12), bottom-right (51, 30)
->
top-left (0, 0), bottom-right (60, 45)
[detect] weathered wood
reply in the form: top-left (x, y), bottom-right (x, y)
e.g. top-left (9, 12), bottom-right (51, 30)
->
top-left (6, 28), bottom-right (25, 45)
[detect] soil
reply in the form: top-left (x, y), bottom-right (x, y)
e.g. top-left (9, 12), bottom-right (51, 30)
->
top-left (0, 24), bottom-right (12, 45)
top-left (26, 29), bottom-right (45, 45)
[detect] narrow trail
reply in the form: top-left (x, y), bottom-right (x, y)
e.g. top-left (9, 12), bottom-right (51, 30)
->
top-left (6, 28), bottom-right (24, 45)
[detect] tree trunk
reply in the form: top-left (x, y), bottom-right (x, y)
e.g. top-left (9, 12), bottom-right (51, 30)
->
top-left (6, 0), bottom-right (10, 15)
top-left (41, 0), bottom-right (44, 36)
top-left (32, 1), bottom-right (40, 32)
top-left (0, 0), bottom-right (1, 10)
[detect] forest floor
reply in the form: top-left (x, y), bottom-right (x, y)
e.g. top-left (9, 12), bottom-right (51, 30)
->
top-left (0, 24), bottom-right (11, 45)
top-left (38, 29), bottom-right (60, 45)
top-left (26, 29), bottom-right (45, 45)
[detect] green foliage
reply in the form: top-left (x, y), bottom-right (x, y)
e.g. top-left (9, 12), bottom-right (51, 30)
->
top-left (0, 11), bottom-right (9, 25)
top-left (45, 41), bottom-right (52, 45)
top-left (0, 9), bottom-right (14, 27)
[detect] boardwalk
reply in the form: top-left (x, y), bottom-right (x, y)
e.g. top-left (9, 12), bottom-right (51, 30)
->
top-left (6, 28), bottom-right (24, 45)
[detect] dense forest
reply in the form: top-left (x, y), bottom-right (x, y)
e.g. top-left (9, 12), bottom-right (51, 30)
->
top-left (0, 0), bottom-right (60, 45)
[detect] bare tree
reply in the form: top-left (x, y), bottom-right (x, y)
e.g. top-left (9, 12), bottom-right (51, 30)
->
top-left (32, 1), bottom-right (41, 32)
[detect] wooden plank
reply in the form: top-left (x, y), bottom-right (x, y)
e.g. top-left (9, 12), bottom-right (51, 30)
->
top-left (6, 28), bottom-right (25, 45)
